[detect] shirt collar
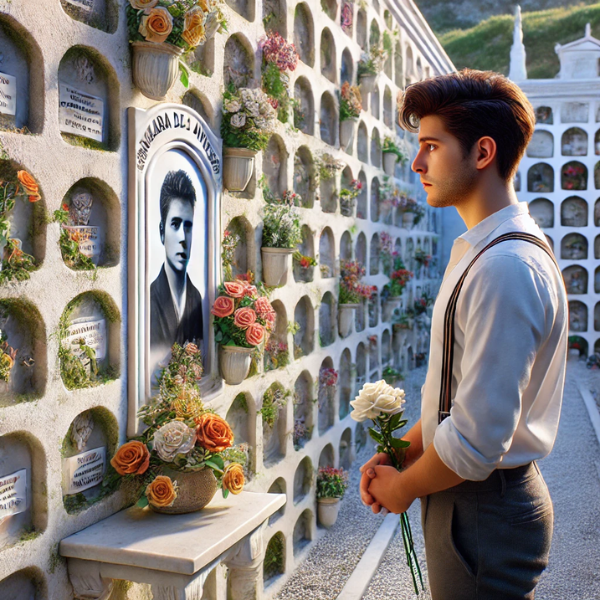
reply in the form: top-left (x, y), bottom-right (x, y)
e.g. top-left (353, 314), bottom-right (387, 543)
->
top-left (459, 202), bottom-right (530, 247)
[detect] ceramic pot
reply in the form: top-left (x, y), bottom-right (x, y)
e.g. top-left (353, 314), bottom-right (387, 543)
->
top-left (402, 211), bottom-right (415, 229)
top-left (340, 118), bottom-right (357, 152)
top-left (223, 147), bottom-right (256, 192)
top-left (338, 303), bottom-right (359, 338)
top-left (132, 41), bottom-right (184, 101)
top-left (317, 497), bottom-right (341, 528)
top-left (383, 152), bottom-right (397, 176)
top-left (219, 344), bottom-right (254, 385)
top-left (359, 73), bottom-right (377, 94)
top-left (262, 247), bottom-right (294, 287)
top-left (149, 467), bottom-right (217, 514)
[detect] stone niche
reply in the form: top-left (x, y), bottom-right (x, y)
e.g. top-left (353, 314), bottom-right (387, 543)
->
top-left (357, 122), bottom-right (369, 164)
top-left (369, 290), bottom-right (379, 328)
top-left (370, 128), bottom-right (381, 168)
top-left (527, 163), bottom-right (554, 193)
top-left (561, 233), bottom-right (588, 260)
top-left (561, 196), bottom-right (588, 227)
top-left (561, 102), bottom-right (588, 123)
top-left (0, 432), bottom-right (47, 550)
top-left (535, 106), bottom-right (553, 125)
top-left (224, 34), bottom-right (255, 89)
top-left (596, 303), bottom-right (600, 331)
top-left (381, 329), bottom-right (391, 365)
top-left (369, 233), bottom-right (380, 275)
top-left (61, 407), bottom-right (118, 514)
top-left (58, 47), bottom-right (119, 151)
top-left (294, 3), bottom-right (315, 67)
top-left (597, 267), bottom-right (600, 294)
top-left (395, 41), bottom-right (403, 87)
top-left (294, 296), bottom-right (315, 358)
top-left (264, 531), bottom-right (286, 584)
top-left (526, 130), bottom-right (553, 158)
top-left (369, 19), bottom-right (380, 47)
top-left (340, 166), bottom-right (354, 217)
top-left (528, 198), bottom-right (554, 228)
top-left (384, 87), bottom-right (393, 127)
top-left (293, 146), bottom-right (316, 207)
top-left (561, 161), bottom-right (587, 190)
top-left (341, 48), bottom-right (353, 85)
top-left (293, 509), bottom-right (313, 555)
top-left (318, 443), bottom-right (334, 468)
top-left (595, 130), bottom-right (600, 155)
top-left (320, 171), bottom-right (337, 213)
top-left (293, 371), bottom-right (313, 450)
top-left (319, 227), bottom-right (335, 278)
top-left (293, 456), bottom-right (313, 503)
top-left (226, 393), bottom-right (255, 470)
top-left (264, 300), bottom-right (288, 372)
top-left (267, 478), bottom-right (286, 524)
top-left (356, 171), bottom-right (368, 219)
top-left (60, 178), bottom-right (120, 269)
top-left (0, 567), bottom-right (47, 600)
top-left (355, 231), bottom-right (366, 266)
top-left (182, 90), bottom-right (215, 131)
top-left (60, 0), bottom-right (118, 32)
top-left (294, 78), bottom-right (315, 136)
top-left (319, 293), bottom-right (336, 347)
top-left (224, 216), bottom-right (253, 280)
top-left (263, 135), bottom-right (287, 198)
top-left (319, 92), bottom-right (337, 147)
top-left (562, 265), bottom-right (588, 295)
top-left (355, 297), bottom-right (366, 333)
top-left (225, 0), bottom-right (255, 21)
top-left (318, 358), bottom-right (336, 433)
top-left (370, 178), bottom-right (380, 223)
top-left (338, 347), bottom-right (352, 419)
top-left (371, 87), bottom-right (380, 121)
top-left (263, 0), bottom-right (286, 36)
top-left (0, 16), bottom-right (44, 133)
top-left (0, 299), bottom-right (46, 407)
top-left (569, 300), bottom-right (588, 332)
top-left (294, 225), bottom-right (315, 283)
top-left (262, 383), bottom-right (288, 467)
top-left (184, 39), bottom-right (216, 79)
top-left (562, 127), bottom-right (588, 156)
top-left (514, 171), bottom-right (521, 192)
top-left (320, 29), bottom-right (336, 83)
top-left (340, 230), bottom-right (352, 260)
top-left (339, 428), bottom-right (352, 470)
top-left (357, 9), bottom-right (367, 50)
top-left (355, 342), bottom-right (366, 394)
top-left (368, 336), bottom-right (378, 379)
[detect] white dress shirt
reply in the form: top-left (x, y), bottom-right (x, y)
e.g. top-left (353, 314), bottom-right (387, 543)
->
top-left (421, 202), bottom-right (568, 481)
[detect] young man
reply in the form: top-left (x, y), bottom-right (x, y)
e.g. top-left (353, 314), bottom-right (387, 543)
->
top-left (360, 69), bottom-right (568, 599)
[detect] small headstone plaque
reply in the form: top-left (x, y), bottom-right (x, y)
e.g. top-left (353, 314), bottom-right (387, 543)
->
top-left (64, 447), bottom-right (106, 494)
top-left (64, 0), bottom-right (94, 10)
top-left (65, 317), bottom-right (107, 361)
top-left (0, 469), bottom-right (27, 522)
top-left (0, 73), bottom-right (16, 117)
top-left (59, 83), bottom-right (104, 142)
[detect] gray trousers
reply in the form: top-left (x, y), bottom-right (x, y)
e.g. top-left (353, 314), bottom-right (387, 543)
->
top-left (421, 462), bottom-right (553, 600)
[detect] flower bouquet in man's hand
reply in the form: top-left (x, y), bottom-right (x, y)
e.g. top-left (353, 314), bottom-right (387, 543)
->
top-left (351, 381), bottom-right (423, 594)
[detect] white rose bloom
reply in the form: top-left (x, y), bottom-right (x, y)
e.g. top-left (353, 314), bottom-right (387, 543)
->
top-left (245, 102), bottom-right (261, 117)
top-left (350, 380), bottom-right (405, 422)
top-left (230, 112), bottom-right (246, 128)
top-left (224, 99), bottom-right (241, 113)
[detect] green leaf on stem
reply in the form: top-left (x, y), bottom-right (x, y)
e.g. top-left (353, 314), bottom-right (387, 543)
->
top-left (368, 427), bottom-right (383, 443)
top-left (389, 437), bottom-right (411, 449)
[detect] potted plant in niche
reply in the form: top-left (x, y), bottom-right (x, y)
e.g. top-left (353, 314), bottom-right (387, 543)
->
top-left (221, 86), bottom-right (278, 191)
top-left (127, 0), bottom-right (227, 100)
top-left (339, 178), bottom-right (362, 217)
top-left (212, 278), bottom-right (276, 384)
top-left (316, 466), bottom-right (348, 528)
top-left (261, 190), bottom-right (303, 287)
top-left (382, 137), bottom-right (407, 177)
top-left (357, 46), bottom-right (386, 93)
top-left (338, 259), bottom-right (376, 337)
top-left (339, 82), bottom-right (362, 151)
top-left (399, 196), bottom-right (425, 229)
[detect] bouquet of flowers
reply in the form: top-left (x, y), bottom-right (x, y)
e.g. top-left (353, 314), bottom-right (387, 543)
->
top-left (340, 1), bottom-right (353, 34)
top-left (319, 367), bottom-right (339, 388)
top-left (293, 251), bottom-right (317, 269)
top-left (339, 179), bottom-right (362, 216)
top-left (414, 248), bottom-right (431, 268)
top-left (389, 256), bottom-right (413, 297)
top-left (0, 335), bottom-right (17, 383)
top-left (316, 466), bottom-right (349, 499)
top-left (357, 46), bottom-right (387, 77)
top-left (340, 82), bottom-right (362, 121)
top-left (339, 260), bottom-right (376, 304)
top-left (382, 137), bottom-right (408, 164)
top-left (264, 339), bottom-right (289, 371)
top-left (399, 196), bottom-right (426, 225)
top-left (350, 381), bottom-right (423, 594)
top-left (262, 193), bottom-right (303, 249)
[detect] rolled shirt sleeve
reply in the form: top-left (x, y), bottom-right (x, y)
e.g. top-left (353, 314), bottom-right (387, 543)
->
top-left (433, 254), bottom-right (552, 481)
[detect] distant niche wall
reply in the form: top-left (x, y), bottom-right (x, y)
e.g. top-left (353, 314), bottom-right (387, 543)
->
top-left (263, 134), bottom-right (288, 198)
top-left (182, 90), bottom-right (215, 130)
top-left (320, 92), bottom-right (337, 146)
top-left (225, 0), bottom-right (255, 21)
top-left (223, 34), bottom-right (255, 88)
top-left (294, 225), bottom-right (315, 282)
top-left (294, 146), bottom-right (316, 207)
top-left (320, 29), bottom-right (336, 83)
top-left (263, 0), bottom-right (287, 35)
top-left (294, 296), bottom-right (315, 358)
top-left (294, 77), bottom-right (314, 136)
top-left (338, 348), bottom-right (352, 419)
top-left (294, 3), bottom-right (315, 67)
top-left (262, 383), bottom-right (288, 466)
top-left (319, 293), bottom-right (336, 347)
top-left (60, 0), bottom-right (118, 32)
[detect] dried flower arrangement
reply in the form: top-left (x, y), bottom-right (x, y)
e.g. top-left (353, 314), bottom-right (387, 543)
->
top-left (53, 204), bottom-right (97, 272)
top-left (262, 192), bottom-right (303, 249)
top-left (339, 82), bottom-right (362, 121)
top-left (260, 385), bottom-right (290, 427)
top-left (339, 259), bottom-right (376, 304)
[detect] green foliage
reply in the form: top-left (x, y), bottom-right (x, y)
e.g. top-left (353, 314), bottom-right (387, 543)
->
top-left (262, 62), bottom-right (291, 124)
top-left (382, 365), bottom-right (404, 386)
top-left (261, 200), bottom-right (302, 249)
top-left (53, 206), bottom-right (97, 273)
top-left (264, 533), bottom-right (285, 580)
top-left (260, 386), bottom-right (290, 427)
top-left (316, 466), bottom-right (349, 499)
top-left (382, 137), bottom-right (407, 163)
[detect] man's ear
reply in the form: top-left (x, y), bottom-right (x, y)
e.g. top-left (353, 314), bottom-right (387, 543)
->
top-left (474, 136), bottom-right (497, 171)
top-left (159, 221), bottom-right (165, 245)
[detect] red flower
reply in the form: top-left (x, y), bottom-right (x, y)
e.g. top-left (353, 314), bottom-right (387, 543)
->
top-left (211, 296), bottom-right (235, 318)
top-left (245, 323), bottom-right (265, 345)
top-left (234, 307), bottom-right (257, 330)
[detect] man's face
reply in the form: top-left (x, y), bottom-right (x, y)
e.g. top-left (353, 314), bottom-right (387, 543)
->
top-left (411, 115), bottom-right (478, 208)
top-left (161, 197), bottom-right (194, 273)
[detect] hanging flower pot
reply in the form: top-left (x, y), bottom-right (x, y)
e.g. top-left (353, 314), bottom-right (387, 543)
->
top-left (317, 497), bottom-right (341, 528)
top-left (131, 41), bottom-right (184, 101)
top-left (149, 466), bottom-right (218, 514)
top-left (223, 147), bottom-right (257, 192)
top-left (359, 73), bottom-right (377, 94)
top-left (340, 118), bottom-right (357, 152)
top-left (261, 247), bottom-right (294, 287)
top-left (402, 211), bottom-right (415, 229)
top-left (338, 303), bottom-right (359, 337)
top-left (219, 344), bottom-right (254, 385)
top-left (383, 152), bottom-right (397, 176)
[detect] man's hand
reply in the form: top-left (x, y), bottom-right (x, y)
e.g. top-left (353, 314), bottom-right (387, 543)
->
top-left (368, 465), bottom-right (415, 515)
top-left (359, 452), bottom-right (391, 509)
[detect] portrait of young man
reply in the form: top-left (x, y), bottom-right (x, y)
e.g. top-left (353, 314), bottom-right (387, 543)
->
top-left (360, 69), bottom-right (568, 599)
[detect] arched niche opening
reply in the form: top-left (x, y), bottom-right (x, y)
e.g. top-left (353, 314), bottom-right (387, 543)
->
top-left (394, 237), bottom-right (403, 261)
top-left (595, 303), bottom-right (600, 331)
top-left (264, 300), bottom-right (289, 372)
top-left (293, 509), bottom-right (313, 555)
top-left (526, 130), bottom-right (553, 158)
top-left (182, 90), bottom-right (215, 131)
top-left (561, 161), bottom-right (587, 191)
top-left (294, 295), bottom-right (315, 358)
top-left (595, 234), bottom-right (600, 259)
top-left (561, 196), bottom-right (588, 227)
top-left (61, 0), bottom-right (118, 31)
top-left (405, 45), bottom-right (414, 83)
top-left (294, 3), bottom-right (315, 67)
top-left (340, 166), bottom-right (354, 217)
top-left (569, 300), bottom-right (588, 332)
top-left (596, 267), bottom-right (600, 294)
top-left (338, 348), bottom-right (352, 419)
top-left (320, 29), bottom-right (337, 83)
top-left (293, 456), bottom-right (313, 503)
top-left (319, 293), bottom-right (336, 347)
top-left (340, 1), bottom-right (353, 37)
top-left (596, 338), bottom-right (600, 353)
top-left (225, 0), bottom-right (255, 21)
top-left (527, 163), bottom-right (554, 193)
top-left (535, 106), bottom-right (553, 124)
top-left (528, 198), bottom-right (554, 228)
top-left (319, 227), bottom-right (335, 279)
top-left (356, 170), bottom-right (368, 219)
top-left (547, 234), bottom-right (555, 252)
top-left (369, 19), bottom-right (380, 47)
top-left (264, 531), bottom-right (286, 583)
top-left (261, 382), bottom-right (288, 467)
top-left (339, 428), bottom-right (352, 470)
top-left (293, 146), bottom-right (316, 207)
top-left (355, 231), bottom-right (367, 266)
top-left (294, 77), bottom-right (314, 135)
top-left (183, 38), bottom-right (216, 79)
top-left (61, 406), bottom-right (118, 514)
top-left (561, 102), bottom-right (588, 123)
top-left (369, 233), bottom-right (380, 275)
top-left (595, 161), bottom-right (600, 189)
top-left (368, 335), bottom-right (379, 378)
top-left (371, 86), bottom-right (380, 121)
top-left (322, 0), bottom-right (337, 20)
top-left (513, 171), bottom-right (521, 192)
top-left (416, 57), bottom-right (423, 80)
top-left (263, 134), bottom-right (288, 199)
top-left (320, 164), bottom-right (338, 211)
top-left (383, 87), bottom-right (393, 127)
top-left (0, 432), bottom-right (47, 550)
top-left (294, 224), bottom-right (315, 283)
top-left (355, 341), bottom-right (366, 394)
top-left (223, 34), bottom-right (254, 88)
top-left (357, 10), bottom-right (367, 50)
top-left (384, 10), bottom-right (393, 28)
top-left (370, 177), bottom-right (380, 223)
top-left (267, 478), bottom-right (286, 524)
top-left (341, 48), bottom-right (354, 84)
top-left (562, 127), bottom-right (587, 156)
top-left (58, 46), bottom-right (119, 151)
top-left (569, 335), bottom-right (588, 357)
top-left (394, 41), bottom-right (403, 87)
top-left (294, 370), bottom-right (314, 449)
top-left (562, 265), bottom-right (588, 295)
top-left (561, 233), bottom-right (588, 260)
top-left (357, 121), bottom-right (369, 164)
top-left (595, 129), bottom-right (600, 155)
top-left (383, 33), bottom-right (393, 79)
top-left (0, 299), bottom-right (46, 406)
top-left (371, 128), bottom-right (381, 168)
top-left (226, 392), bottom-right (255, 458)
top-left (595, 199), bottom-right (600, 226)
top-left (320, 92), bottom-right (337, 146)
top-left (318, 357), bottom-right (336, 434)
top-left (355, 297), bottom-right (366, 333)
top-left (58, 291), bottom-right (120, 390)
top-left (406, 237), bottom-right (415, 271)
top-left (0, 567), bottom-right (47, 600)
top-left (60, 178), bottom-right (120, 269)
top-left (369, 289), bottom-right (379, 329)
top-left (224, 216), bottom-right (253, 280)
top-left (318, 443), bottom-right (334, 468)
top-left (263, 0), bottom-right (287, 36)
top-left (340, 231), bottom-right (353, 260)
top-left (0, 15), bottom-right (44, 133)
top-left (382, 329), bottom-right (391, 365)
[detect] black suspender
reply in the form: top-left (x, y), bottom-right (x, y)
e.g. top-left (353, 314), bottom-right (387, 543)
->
top-left (438, 232), bottom-right (561, 424)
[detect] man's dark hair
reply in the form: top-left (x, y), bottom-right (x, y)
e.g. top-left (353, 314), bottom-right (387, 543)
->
top-left (160, 170), bottom-right (196, 225)
top-left (398, 69), bottom-right (535, 181)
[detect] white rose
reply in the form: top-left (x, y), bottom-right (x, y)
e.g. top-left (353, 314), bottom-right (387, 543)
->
top-left (224, 99), bottom-right (241, 113)
top-left (230, 113), bottom-right (246, 128)
top-left (350, 380), bottom-right (405, 422)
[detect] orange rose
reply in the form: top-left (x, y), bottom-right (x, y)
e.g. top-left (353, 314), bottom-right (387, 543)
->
top-left (182, 6), bottom-right (206, 48)
top-left (224, 281), bottom-right (245, 298)
top-left (17, 170), bottom-right (39, 198)
top-left (195, 412), bottom-right (234, 452)
top-left (233, 307), bottom-right (257, 330)
top-left (145, 475), bottom-right (178, 508)
top-left (110, 441), bottom-right (150, 476)
top-left (129, 0), bottom-right (158, 8)
top-left (245, 323), bottom-right (265, 346)
top-left (211, 296), bottom-right (235, 318)
top-left (139, 6), bottom-right (173, 44)
top-left (222, 463), bottom-right (245, 495)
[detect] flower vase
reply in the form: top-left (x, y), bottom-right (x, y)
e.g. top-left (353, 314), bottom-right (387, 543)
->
top-left (223, 147), bottom-right (256, 192)
top-left (338, 303), bottom-right (359, 338)
top-left (317, 497), bottom-right (341, 528)
top-left (219, 344), bottom-right (254, 385)
top-left (261, 247), bottom-right (294, 287)
top-left (383, 152), bottom-right (397, 176)
top-left (359, 74), bottom-right (377, 94)
top-left (402, 211), bottom-right (415, 229)
top-left (132, 41), bottom-right (184, 101)
top-left (340, 118), bottom-right (357, 152)
top-left (149, 467), bottom-right (217, 514)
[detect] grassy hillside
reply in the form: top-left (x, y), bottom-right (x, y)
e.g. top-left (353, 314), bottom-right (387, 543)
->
top-left (439, 3), bottom-right (600, 79)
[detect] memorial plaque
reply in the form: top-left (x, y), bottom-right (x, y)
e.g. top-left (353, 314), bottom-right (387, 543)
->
top-left (64, 447), bottom-right (105, 494)
top-left (64, 0), bottom-right (94, 10)
top-left (0, 469), bottom-right (27, 522)
top-left (64, 317), bottom-right (107, 361)
top-left (0, 73), bottom-right (16, 117)
top-left (59, 83), bottom-right (104, 142)
top-left (63, 226), bottom-right (101, 264)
